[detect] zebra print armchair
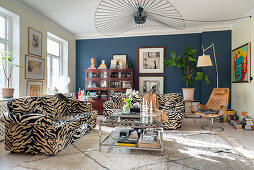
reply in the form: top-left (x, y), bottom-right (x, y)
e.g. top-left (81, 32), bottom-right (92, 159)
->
top-left (0, 95), bottom-right (98, 155)
top-left (103, 92), bottom-right (184, 130)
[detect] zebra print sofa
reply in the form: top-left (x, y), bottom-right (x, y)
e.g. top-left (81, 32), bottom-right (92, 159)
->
top-left (103, 92), bottom-right (185, 130)
top-left (0, 95), bottom-right (98, 155)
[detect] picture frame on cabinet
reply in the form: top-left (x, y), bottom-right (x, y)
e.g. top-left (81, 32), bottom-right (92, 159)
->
top-left (112, 54), bottom-right (127, 69)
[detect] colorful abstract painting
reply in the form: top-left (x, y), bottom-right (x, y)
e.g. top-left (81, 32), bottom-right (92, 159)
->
top-left (232, 43), bottom-right (251, 83)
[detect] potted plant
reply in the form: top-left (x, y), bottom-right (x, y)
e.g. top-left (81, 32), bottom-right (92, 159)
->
top-left (123, 89), bottom-right (139, 113)
top-left (1, 51), bottom-right (22, 98)
top-left (164, 47), bottom-right (209, 101)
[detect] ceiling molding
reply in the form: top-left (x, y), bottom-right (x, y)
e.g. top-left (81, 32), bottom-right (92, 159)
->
top-left (11, 0), bottom-right (75, 37)
top-left (76, 25), bottom-right (232, 40)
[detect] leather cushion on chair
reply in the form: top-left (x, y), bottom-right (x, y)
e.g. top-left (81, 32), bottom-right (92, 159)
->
top-left (197, 109), bottom-right (219, 115)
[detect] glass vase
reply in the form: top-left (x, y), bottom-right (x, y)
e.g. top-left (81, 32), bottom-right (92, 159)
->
top-left (123, 105), bottom-right (130, 113)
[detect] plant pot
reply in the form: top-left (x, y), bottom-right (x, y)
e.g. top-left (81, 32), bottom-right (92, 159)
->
top-left (182, 88), bottom-right (195, 101)
top-left (2, 88), bottom-right (14, 98)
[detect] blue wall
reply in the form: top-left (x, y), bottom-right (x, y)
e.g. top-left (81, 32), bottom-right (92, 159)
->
top-left (201, 31), bottom-right (232, 107)
top-left (76, 30), bottom-right (231, 106)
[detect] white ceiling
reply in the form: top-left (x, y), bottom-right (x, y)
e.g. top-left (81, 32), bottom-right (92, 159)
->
top-left (16, 0), bottom-right (254, 39)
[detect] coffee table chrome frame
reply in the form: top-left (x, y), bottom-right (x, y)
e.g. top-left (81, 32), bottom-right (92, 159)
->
top-left (99, 119), bottom-right (164, 155)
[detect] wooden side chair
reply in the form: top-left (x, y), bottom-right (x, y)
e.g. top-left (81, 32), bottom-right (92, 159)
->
top-left (191, 88), bottom-right (230, 132)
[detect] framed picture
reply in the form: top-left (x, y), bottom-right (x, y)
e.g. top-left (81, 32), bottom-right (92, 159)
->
top-left (28, 27), bottom-right (42, 57)
top-left (112, 54), bottom-right (127, 69)
top-left (25, 55), bottom-right (45, 80)
top-left (139, 76), bottom-right (164, 94)
top-left (139, 47), bottom-right (165, 74)
top-left (27, 81), bottom-right (43, 96)
top-left (232, 42), bottom-right (251, 83)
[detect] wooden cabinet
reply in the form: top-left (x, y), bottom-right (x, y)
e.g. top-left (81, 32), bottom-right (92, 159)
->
top-left (85, 68), bottom-right (133, 114)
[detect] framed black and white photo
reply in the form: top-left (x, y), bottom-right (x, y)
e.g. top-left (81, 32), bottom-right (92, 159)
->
top-left (139, 47), bottom-right (164, 74)
top-left (139, 76), bottom-right (164, 94)
top-left (25, 55), bottom-right (45, 80)
top-left (112, 54), bottom-right (127, 69)
top-left (28, 27), bottom-right (42, 57)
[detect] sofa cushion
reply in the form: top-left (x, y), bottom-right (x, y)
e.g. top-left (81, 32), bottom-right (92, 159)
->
top-left (7, 97), bottom-right (40, 114)
top-left (52, 111), bottom-right (97, 128)
top-left (35, 97), bottom-right (68, 119)
top-left (68, 101), bottom-right (92, 113)
top-left (158, 93), bottom-right (182, 108)
top-left (110, 91), bottom-right (126, 100)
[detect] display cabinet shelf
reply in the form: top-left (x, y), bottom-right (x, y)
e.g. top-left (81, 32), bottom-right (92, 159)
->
top-left (85, 68), bottom-right (133, 115)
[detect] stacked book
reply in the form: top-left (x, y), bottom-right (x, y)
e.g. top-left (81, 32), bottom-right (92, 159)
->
top-left (244, 117), bottom-right (254, 130)
top-left (230, 120), bottom-right (243, 129)
top-left (138, 129), bottom-right (159, 149)
top-left (117, 129), bottom-right (138, 147)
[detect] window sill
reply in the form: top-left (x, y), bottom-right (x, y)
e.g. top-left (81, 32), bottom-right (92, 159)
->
top-left (0, 98), bottom-right (11, 102)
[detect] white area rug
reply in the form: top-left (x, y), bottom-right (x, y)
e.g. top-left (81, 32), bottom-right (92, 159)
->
top-left (13, 130), bottom-right (254, 170)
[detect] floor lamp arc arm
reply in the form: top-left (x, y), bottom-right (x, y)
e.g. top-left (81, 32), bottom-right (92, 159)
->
top-left (202, 43), bottom-right (219, 88)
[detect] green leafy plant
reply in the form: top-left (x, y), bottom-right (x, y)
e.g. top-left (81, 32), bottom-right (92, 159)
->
top-left (163, 47), bottom-right (209, 88)
top-left (123, 97), bottom-right (132, 108)
top-left (1, 51), bottom-right (22, 88)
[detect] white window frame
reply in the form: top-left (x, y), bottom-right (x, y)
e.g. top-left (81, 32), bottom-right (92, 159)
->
top-left (0, 12), bottom-right (12, 89)
top-left (0, 7), bottom-right (20, 97)
top-left (47, 32), bottom-right (68, 94)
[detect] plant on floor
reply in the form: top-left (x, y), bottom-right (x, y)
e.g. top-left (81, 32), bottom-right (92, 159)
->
top-left (164, 46), bottom-right (209, 88)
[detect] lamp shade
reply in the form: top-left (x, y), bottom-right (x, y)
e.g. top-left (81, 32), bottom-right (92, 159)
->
top-left (197, 55), bottom-right (213, 67)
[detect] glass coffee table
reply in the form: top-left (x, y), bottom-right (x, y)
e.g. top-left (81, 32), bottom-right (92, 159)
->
top-left (99, 110), bottom-right (164, 154)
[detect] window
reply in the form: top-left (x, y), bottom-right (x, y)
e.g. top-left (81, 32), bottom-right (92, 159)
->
top-left (47, 33), bottom-right (68, 94)
top-left (47, 35), bottom-right (62, 92)
top-left (0, 13), bottom-right (11, 92)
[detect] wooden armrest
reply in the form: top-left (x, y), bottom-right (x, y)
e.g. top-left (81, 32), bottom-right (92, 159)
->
top-left (218, 106), bottom-right (227, 116)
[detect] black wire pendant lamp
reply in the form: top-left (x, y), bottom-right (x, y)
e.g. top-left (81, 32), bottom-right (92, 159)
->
top-left (94, 0), bottom-right (185, 36)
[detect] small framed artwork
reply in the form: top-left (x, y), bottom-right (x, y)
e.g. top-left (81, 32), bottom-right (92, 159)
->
top-left (28, 27), bottom-right (42, 57)
top-left (112, 54), bottom-right (127, 69)
top-left (139, 76), bottom-right (164, 94)
top-left (232, 42), bottom-right (251, 83)
top-left (25, 55), bottom-right (45, 80)
top-left (139, 47), bottom-right (165, 74)
top-left (27, 81), bottom-right (43, 97)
